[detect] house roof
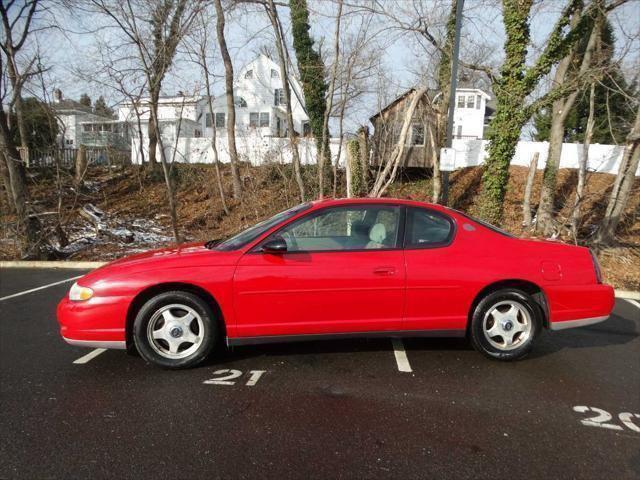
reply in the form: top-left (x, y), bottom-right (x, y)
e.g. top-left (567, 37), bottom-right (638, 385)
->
top-left (52, 99), bottom-right (94, 114)
top-left (369, 86), bottom-right (492, 123)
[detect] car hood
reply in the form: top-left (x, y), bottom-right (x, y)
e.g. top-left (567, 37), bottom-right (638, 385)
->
top-left (80, 242), bottom-right (239, 284)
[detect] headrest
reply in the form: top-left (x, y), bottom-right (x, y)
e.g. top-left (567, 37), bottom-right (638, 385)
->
top-left (369, 223), bottom-right (386, 243)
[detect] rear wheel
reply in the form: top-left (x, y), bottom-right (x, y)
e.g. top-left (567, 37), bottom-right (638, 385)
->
top-left (133, 291), bottom-right (218, 369)
top-left (469, 289), bottom-right (541, 361)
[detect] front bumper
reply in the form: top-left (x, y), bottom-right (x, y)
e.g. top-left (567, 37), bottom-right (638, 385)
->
top-left (57, 295), bottom-right (130, 349)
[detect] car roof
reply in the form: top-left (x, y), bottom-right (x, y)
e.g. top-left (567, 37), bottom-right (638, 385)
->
top-left (308, 197), bottom-right (451, 213)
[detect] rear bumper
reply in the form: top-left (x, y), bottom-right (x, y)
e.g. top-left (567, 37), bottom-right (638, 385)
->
top-left (549, 315), bottom-right (609, 331)
top-left (546, 283), bottom-right (615, 330)
top-left (57, 295), bottom-right (129, 348)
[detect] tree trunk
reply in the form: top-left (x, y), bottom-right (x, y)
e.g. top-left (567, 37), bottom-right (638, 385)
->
top-left (0, 151), bottom-right (15, 213)
top-left (266, 0), bottom-right (305, 202)
top-left (214, 0), bottom-right (242, 200)
top-left (523, 152), bottom-right (539, 227)
top-left (536, 97), bottom-right (569, 235)
top-left (147, 88), bottom-right (159, 168)
top-left (593, 106), bottom-right (640, 245)
top-left (370, 88), bottom-right (427, 197)
top-left (320, 0), bottom-right (342, 199)
top-left (0, 108), bottom-right (40, 258)
top-left (74, 145), bottom-right (88, 186)
top-left (572, 82), bottom-right (596, 236)
top-left (357, 126), bottom-right (369, 190)
top-left (429, 123), bottom-right (441, 203)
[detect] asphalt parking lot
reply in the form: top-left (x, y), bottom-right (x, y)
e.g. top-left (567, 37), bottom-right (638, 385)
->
top-left (0, 267), bottom-right (639, 479)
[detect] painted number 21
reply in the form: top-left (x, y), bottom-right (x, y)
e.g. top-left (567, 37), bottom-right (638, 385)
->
top-left (204, 369), bottom-right (266, 386)
top-left (573, 406), bottom-right (640, 433)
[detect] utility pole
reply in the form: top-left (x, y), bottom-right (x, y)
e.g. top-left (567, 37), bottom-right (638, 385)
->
top-left (442, 0), bottom-right (464, 206)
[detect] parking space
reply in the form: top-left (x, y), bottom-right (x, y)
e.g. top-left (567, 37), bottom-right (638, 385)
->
top-left (0, 268), bottom-right (638, 479)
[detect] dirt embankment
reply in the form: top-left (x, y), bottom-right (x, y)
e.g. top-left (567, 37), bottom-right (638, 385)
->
top-left (0, 163), bottom-right (638, 290)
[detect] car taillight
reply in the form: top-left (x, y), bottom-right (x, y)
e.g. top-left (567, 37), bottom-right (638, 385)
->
top-left (590, 249), bottom-right (603, 284)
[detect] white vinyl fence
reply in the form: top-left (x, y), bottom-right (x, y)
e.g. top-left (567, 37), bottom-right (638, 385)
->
top-left (131, 136), bottom-right (639, 176)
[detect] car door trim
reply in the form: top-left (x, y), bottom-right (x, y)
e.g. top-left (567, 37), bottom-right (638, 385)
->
top-left (226, 329), bottom-right (466, 346)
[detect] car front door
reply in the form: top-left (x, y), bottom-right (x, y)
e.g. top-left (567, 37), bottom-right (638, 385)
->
top-left (233, 204), bottom-right (406, 338)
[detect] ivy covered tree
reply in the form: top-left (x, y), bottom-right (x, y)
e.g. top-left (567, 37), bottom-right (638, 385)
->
top-left (289, 0), bottom-right (329, 197)
top-left (477, 0), bottom-right (621, 225)
top-left (533, 20), bottom-right (636, 145)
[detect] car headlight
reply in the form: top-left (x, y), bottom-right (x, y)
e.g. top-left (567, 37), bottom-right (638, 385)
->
top-left (69, 282), bottom-right (94, 301)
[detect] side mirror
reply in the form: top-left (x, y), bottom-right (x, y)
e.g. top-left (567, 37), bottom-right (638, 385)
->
top-left (261, 237), bottom-right (288, 254)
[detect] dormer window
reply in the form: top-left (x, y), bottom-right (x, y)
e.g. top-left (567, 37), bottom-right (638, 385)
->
top-left (234, 96), bottom-right (247, 107)
top-left (271, 69), bottom-right (279, 78)
top-left (245, 69), bottom-right (253, 79)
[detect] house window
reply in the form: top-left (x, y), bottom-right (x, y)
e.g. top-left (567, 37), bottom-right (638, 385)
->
top-left (457, 95), bottom-right (465, 108)
top-left (215, 112), bottom-right (226, 128)
top-left (259, 112), bottom-right (270, 127)
top-left (271, 69), bottom-right (279, 78)
top-left (195, 129), bottom-right (202, 138)
top-left (245, 69), bottom-right (253, 79)
top-left (476, 95), bottom-right (482, 109)
top-left (235, 97), bottom-right (247, 108)
top-left (456, 125), bottom-right (463, 138)
top-left (466, 95), bottom-right (475, 108)
top-left (65, 139), bottom-right (74, 145)
top-left (274, 88), bottom-right (286, 106)
top-left (205, 113), bottom-right (213, 127)
top-left (411, 124), bottom-right (425, 146)
top-left (302, 121), bottom-right (311, 136)
top-left (250, 112), bottom-right (259, 127)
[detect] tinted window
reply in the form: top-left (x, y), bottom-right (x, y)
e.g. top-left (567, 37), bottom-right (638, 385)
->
top-left (271, 205), bottom-right (401, 252)
top-left (405, 208), bottom-right (453, 248)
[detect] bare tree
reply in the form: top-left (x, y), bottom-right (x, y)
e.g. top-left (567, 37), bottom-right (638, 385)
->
top-left (213, 0), bottom-right (242, 199)
top-left (0, 0), bottom-right (42, 258)
top-left (189, 11), bottom-right (230, 215)
top-left (264, 0), bottom-right (305, 201)
top-left (90, 0), bottom-right (203, 242)
top-left (593, 105), bottom-right (640, 245)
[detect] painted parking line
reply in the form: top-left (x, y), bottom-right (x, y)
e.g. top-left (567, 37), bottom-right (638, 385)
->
top-left (0, 275), bottom-right (82, 302)
top-left (624, 299), bottom-right (640, 310)
top-left (391, 338), bottom-right (413, 373)
top-left (73, 348), bottom-right (107, 364)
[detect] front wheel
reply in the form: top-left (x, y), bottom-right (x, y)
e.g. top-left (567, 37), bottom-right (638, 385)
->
top-left (133, 291), bottom-right (218, 369)
top-left (469, 289), bottom-right (541, 361)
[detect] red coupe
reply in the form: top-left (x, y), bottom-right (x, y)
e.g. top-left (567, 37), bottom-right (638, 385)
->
top-left (57, 198), bottom-right (614, 368)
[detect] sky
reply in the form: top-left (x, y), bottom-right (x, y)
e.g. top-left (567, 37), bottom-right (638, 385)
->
top-left (17, 0), bottom-right (640, 136)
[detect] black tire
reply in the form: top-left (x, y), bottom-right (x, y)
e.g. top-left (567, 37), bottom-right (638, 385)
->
top-left (133, 291), bottom-right (218, 369)
top-left (469, 288), bottom-right (541, 361)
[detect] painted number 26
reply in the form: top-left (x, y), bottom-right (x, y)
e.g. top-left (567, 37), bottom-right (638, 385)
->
top-left (204, 369), bottom-right (266, 386)
top-left (573, 406), bottom-right (640, 433)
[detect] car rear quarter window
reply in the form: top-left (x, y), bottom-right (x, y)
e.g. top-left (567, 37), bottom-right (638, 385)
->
top-left (404, 208), bottom-right (454, 248)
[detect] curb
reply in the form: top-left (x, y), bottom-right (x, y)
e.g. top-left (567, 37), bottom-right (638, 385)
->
top-left (0, 261), bottom-right (106, 270)
top-left (614, 290), bottom-right (640, 300)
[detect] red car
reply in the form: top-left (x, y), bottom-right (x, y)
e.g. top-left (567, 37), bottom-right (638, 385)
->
top-left (57, 198), bottom-right (614, 368)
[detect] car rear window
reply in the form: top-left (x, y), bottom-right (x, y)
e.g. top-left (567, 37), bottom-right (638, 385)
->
top-left (450, 208), bottom-right (515, 238)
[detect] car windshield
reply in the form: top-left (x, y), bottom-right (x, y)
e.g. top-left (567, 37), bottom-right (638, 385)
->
top-left (449, 208), bottom-right (515, 238)
top-left (212, 203), bottom-right (312, 251)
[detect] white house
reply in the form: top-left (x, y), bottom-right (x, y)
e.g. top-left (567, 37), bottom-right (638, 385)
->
top-left (52, 89), bottom-right (129, 149)
top-left (120, 54), bottom-right (311, 156)
top-left (451, 88), bottom-right (493, 139)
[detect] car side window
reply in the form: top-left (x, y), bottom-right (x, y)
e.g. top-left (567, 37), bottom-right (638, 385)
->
top-left (273, 205), bottom-right (401, 252)
top-left (405, 208), bottom-right (453, 248)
